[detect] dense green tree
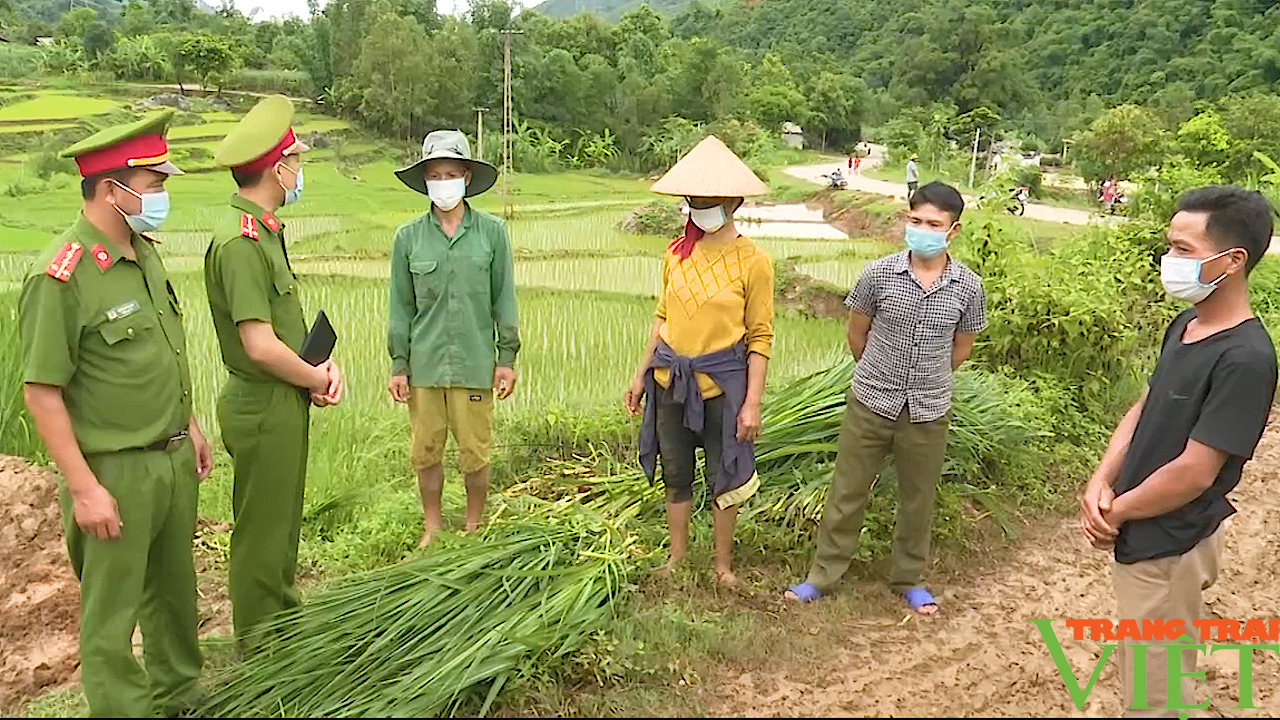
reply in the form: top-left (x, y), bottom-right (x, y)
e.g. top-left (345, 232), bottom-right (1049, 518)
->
top-left (55, 7), bottom-right (97, 43)
top-left (173, 32), bottom-right (242, 92)
top-left (1073, 104), bottom-right (1168, 181)
top-left (120, 2), bottom-right (155, 36)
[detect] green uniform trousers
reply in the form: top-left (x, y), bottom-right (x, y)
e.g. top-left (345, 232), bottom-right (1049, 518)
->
top-left (61, 441), bottom-right (201, 718)
top-left (806, 391), bottom-right (950, 594)
top-left (217, 377), bottom-right (309, 647)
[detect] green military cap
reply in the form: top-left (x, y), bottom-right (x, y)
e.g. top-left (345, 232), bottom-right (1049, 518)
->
top-left (214, 94), bottom-right (311, 172)
top-left (60, 109), bottom-right (183, 177)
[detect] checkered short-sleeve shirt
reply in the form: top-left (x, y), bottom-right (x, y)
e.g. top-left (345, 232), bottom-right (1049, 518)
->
top-left (845, 251), bottom-right (986, 423)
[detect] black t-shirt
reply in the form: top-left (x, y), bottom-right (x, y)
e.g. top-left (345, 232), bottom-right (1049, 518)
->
top-left (1114, 308), bottom-right (1277, 564)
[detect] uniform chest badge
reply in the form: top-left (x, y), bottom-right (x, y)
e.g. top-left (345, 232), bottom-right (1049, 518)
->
top-left (105, 300), bottom-right (141, 321)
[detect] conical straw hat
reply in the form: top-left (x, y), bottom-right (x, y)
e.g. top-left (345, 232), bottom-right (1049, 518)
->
top-left (651, 135), bottom-right (769, 197)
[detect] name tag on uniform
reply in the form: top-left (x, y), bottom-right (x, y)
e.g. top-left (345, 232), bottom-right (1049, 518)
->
top-left (105, 300), bottom-right (141, 321)
top-left (469, 394), bottom-right (483, 402)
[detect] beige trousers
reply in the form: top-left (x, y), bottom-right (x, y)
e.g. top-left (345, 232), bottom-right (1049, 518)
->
top-left (1112, 528), bottom-right (1223, 718)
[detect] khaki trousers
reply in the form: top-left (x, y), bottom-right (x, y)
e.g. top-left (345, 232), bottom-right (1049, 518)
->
top-left (1113, 528), bottom-right (1223, 718)
top-left (806, 392), bottom-right (950, 594)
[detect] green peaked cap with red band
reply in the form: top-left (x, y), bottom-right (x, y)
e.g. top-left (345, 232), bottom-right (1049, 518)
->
top-left (59, 110), bottom-right (183, 177)
top-left (214, 94), bottom-right (311, 172)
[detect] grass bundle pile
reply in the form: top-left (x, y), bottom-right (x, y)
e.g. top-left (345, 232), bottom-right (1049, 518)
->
top-left (522, 358), bottom-right (1052, 548)
top-left (201, 499), bottom-right (632, 718)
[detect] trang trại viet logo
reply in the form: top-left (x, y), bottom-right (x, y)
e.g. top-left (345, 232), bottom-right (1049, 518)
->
top-left (1030, 618), bottom-right (1280, 716)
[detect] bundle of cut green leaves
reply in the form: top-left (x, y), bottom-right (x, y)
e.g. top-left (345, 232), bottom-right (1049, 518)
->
top-left (201, 499), bottom-right (631, 718)
top-left (525, 358), bottom-right (1049, 537)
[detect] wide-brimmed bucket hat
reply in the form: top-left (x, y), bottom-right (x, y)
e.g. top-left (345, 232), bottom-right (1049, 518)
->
top-left (650, 135), bottom-right (769, 198)
top-left (395, 129), bottom-right (498, 197)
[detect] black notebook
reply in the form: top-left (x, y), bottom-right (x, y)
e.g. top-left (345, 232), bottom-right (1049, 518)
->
top-left (300, 310), bottom-right (337, 365)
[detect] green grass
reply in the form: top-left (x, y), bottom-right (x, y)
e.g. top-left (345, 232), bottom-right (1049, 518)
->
top-left (0, 122), bottom-right (77, 134)
top-left (0, 93), bottom-right (120, 122)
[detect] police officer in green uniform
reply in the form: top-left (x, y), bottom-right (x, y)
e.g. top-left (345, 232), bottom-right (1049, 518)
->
top-left (19, 110), bottom-right (213, 717)
top-left (204, 95), bottom-right (344, 649)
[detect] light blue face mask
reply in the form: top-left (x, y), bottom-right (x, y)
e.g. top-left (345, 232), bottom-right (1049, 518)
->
top-left (112, 181), bottom-right (170, 233)
top-left (904, 223), bottom-right (953, 259)
top-left (280, 163), bottom-right (303, 206)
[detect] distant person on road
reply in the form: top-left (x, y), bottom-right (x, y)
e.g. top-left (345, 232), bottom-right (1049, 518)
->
top-left (785, 181), bottom-right (986, 614)
top-left (625, 135), bottom-right (774, 587)
top-left (906, 154), bottom-right (920, 199)
top-left (387, 129), bottom-right (520, 548)
top-left (853, 154), bottom-right (863, 174)
top-left (848, 155), bottom-right (853, 171)
top-left (1080, 187), bottom-right (1277, 717)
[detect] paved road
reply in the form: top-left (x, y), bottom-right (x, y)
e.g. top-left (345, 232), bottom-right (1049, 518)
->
top-left (784, 146), bottom-right (1108, 227)
top-left (788, 147), bottom-right (1280, 252)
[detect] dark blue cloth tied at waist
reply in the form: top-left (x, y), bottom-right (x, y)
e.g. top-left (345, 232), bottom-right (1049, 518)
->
top-left (638, 339), bottom-right (757, 504)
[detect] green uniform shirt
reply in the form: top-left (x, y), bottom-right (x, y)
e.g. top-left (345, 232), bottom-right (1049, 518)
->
top-left (20, 215), bottom-right (192, 454)
top-left (387, 205), bottom-right (520, 388)
top-left (205, 195), bottom-right (307, 384)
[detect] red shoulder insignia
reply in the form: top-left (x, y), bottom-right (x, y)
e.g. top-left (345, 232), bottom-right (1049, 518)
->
top-left (91, 243), bottom-right (112, 271)
top-left (240, 213), bottom-right (259, 241)
top-left (261, 212), bottom-right (280, 233)
top-left (46, 242), bottom-right (83, 282)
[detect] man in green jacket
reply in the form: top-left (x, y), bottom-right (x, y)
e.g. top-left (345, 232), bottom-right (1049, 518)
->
top-left (387, 129), bottom-right (520, 547)
top-left (20, 111), bottom-right (213, 717)
top-left (205, 95), bottom-right (344, 649)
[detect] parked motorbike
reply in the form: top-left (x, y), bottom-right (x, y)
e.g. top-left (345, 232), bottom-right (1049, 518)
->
top-left (822, 169), bottom-right (848, 189)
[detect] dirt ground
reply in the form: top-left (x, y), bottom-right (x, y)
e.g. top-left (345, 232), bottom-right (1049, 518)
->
top-left (0, 457), bottom-right (230, 716)
top-left (706, 421), bottom-right (1280, 718)
top-left (4, 418), bottom-right (1279, 717)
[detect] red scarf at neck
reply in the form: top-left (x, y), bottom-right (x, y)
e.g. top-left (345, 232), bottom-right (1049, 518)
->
top-left (669, 217), bottom-right (705, 262)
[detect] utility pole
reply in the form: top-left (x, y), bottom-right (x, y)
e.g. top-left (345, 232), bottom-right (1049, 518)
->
top-left (968, 126), bottom-right (981, 189)
top-left (498, 29), bottom-right (523, 220)
top-left (473, 106), bottom-right (488, 162)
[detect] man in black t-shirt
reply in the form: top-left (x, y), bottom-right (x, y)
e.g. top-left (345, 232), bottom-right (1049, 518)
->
top-left (1080, 186), bottom-right (1278, 718)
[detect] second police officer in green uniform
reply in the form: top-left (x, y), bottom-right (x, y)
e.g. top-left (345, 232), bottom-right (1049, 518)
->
top-left (20, 110), bottom-right (213, 717)
top-left (204, 95), bottom-right (345, 649)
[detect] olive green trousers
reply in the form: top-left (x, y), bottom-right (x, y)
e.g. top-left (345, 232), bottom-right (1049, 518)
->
top-left (218, 377), bottom-right (309, 648)
top-left (806, 392), bottom-right (950, 594)
top-left (63, 441), bottom-right (201, 717)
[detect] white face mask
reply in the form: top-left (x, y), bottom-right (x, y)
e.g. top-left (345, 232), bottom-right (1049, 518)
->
top-left (689, 204), bottom-right (727, 233)
top-left (1160, 249), bottom-right (1235, 304)
top-left (427, 178), bottom-right (466, 211)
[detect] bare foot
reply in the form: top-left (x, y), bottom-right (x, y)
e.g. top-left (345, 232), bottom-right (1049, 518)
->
top-left (715, 569), bottom-right (739, 587)
top-left (914, 603), bottom-right (939, 616)
top-left (652, 555), bottom-right (684, 578)
top-left (418, 529), bottom-right (433, 548)
top-left (462, 521), bottom-right (481, 534)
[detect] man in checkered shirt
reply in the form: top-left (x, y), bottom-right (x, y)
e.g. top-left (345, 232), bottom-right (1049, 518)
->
top-left (787, 181), bottom-right (987, 614)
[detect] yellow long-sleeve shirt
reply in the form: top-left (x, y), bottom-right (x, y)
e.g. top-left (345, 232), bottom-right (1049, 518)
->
top-left (654, 234), bottom-right (775, 399)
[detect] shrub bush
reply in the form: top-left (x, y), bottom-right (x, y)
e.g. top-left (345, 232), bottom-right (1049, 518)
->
top-left (619, 201), bottom-right (683, 237)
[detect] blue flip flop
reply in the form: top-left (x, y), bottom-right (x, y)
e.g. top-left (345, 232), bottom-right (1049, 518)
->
top-left (901, 586), bottom-right (938, 613)
top-left (786, 582), bottom-right (824, 603)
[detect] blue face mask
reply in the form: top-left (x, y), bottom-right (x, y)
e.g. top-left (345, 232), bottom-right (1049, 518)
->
top-left (279, 163), bottom-right (303, 206)
top-left (904, 223), bottom-right (953, 259)
top-left (112, 181), bottom-right (170, 233)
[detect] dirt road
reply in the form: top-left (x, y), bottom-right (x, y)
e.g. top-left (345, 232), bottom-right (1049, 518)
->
top-left (711, 419), bottom-right (1280, 717)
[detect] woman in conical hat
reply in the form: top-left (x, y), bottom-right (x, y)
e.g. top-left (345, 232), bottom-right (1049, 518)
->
top-left (624, 136), bottom-right (775, 586)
